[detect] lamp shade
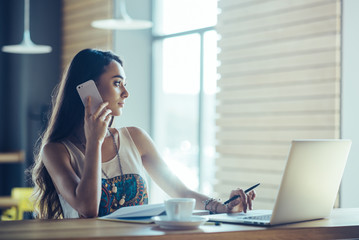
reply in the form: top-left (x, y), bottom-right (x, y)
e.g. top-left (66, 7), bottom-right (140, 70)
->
top-left (2, 31), bottom-right (52, 54)
top-left (91, 0), bottom-right (152, 30)
top-left (91, 19), bottom-right (152, 30)
top-left (1, 0), bottom-right (52, 54)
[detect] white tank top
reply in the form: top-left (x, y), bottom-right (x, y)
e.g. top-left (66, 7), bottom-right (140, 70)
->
top-left (58, 127), bottom-right (149, 218)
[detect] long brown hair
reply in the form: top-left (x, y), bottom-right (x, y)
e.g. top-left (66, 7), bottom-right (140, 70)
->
top-left (30, 49), bottom-right (123, 219)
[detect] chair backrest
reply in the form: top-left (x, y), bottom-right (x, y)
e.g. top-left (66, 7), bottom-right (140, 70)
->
top-left (12, 187), bottom-right (34, 212)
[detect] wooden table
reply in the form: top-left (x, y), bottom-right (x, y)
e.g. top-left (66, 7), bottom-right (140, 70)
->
top-left (0, 197), bottom-right (19, 209)
top-left (0, 208), bottom-right (359, 240)
top-left (0, 151), bottom-right (25, 163)
top-left (0, 197), bottom-right (19, 219)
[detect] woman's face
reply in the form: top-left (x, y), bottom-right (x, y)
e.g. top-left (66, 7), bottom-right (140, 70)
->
top-left (96, 60), bottom-right (129, 116)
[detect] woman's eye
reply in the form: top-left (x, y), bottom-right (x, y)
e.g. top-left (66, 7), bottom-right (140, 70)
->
top-left (114, 81), bottom-right (127, 87)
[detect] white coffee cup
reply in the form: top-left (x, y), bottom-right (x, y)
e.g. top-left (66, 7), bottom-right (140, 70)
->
top-left (165, 198), bottom-right (195, 221)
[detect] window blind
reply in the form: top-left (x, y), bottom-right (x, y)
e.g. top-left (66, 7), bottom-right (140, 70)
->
top-left (62, 0), bottom-right (113, 70)
top-left (215, 0), bottom-right (341, 209)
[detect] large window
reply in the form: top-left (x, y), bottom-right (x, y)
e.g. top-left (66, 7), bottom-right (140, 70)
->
top-left (152, 0), bottom-right (218, 198)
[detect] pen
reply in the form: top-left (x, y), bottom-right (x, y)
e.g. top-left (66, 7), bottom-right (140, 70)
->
top-left (223, 183), bottom-right (260, 205)
top-left (204, 221), bottom-right (221, 226)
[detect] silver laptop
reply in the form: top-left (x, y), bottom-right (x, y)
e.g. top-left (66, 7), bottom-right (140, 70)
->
top-left (208, 139), bottom-right (352, 226)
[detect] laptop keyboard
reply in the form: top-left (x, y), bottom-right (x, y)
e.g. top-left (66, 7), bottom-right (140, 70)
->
top-left (242, 214), bottom-right (272, 221)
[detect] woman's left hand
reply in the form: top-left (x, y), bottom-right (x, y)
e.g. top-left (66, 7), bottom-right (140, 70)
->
top-left (225, 188), bottom-right (256, 213)
top-left (207, 188), bottom-right (256, 214)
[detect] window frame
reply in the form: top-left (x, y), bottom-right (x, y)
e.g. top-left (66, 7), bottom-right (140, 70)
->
top-left (151, 26), bottom-right (215, 192)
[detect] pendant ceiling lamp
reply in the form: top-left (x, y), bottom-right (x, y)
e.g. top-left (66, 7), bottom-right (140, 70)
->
top-left (91, 0), bottom-right (152, 30)
top-left (2, 0), bottom-right (52, 54)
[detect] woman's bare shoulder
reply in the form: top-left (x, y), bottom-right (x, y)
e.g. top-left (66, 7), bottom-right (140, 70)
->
top-left (125, 126), bottom-right (148, 137)
top-left (43, 142), bottom-right (67, 153)
top-left (124, 127), bottom-right (157, 157)
top-left (42, 142), bottom-right (70, 164)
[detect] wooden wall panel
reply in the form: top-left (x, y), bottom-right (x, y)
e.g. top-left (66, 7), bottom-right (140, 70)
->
top-left (62, 0), bottom-right (113, 70)
top-left (215, 0), bottom-right (341, 209)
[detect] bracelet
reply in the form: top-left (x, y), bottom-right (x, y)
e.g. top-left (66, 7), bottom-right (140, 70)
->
top-left (202, 198), bottom-right (215, 211)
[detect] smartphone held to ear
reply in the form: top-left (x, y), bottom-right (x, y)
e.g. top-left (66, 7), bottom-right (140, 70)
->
top-left (76, 80), bottom-right (103, 114)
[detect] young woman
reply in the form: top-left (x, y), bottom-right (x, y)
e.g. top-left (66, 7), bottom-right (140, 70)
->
top-left (31, 48), bottom-right (256, 219)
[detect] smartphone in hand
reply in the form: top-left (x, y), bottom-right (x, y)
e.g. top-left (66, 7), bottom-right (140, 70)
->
top-left (76, 80), bottom-right (103, 114)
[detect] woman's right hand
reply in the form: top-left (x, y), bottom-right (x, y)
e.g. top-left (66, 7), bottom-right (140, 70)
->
top-left (84, 96), bottom-right (112, 145)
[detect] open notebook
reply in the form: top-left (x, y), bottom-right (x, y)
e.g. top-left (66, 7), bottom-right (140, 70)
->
top-left (207, 139), bottom-right (352, 226)
top-left (98, 203), bottom-right (210, 223)
top-left (98, 203), bottom-right (165, 223)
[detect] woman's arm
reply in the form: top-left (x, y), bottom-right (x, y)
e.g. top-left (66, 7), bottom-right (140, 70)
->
top-left (128, 127), bottom-right (255, 212)
top-left (43, 140), bottom-right (102, 218)
top-left (127, 127), bottom-right (205, 209)
top-left (43, 98), bottom-right (112, 218)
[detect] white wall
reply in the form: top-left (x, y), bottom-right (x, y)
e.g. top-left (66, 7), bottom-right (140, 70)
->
top-left (113, 0), bottom-right (153, 133)
top-left (341, 0), bottom-right (359, 207)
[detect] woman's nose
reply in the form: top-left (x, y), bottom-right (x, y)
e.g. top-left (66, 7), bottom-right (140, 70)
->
top-left (121, 86), bottom-right (129, 98)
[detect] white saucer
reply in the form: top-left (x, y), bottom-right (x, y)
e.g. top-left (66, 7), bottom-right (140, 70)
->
top-left (152, 216), bottom-right (208, 230)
